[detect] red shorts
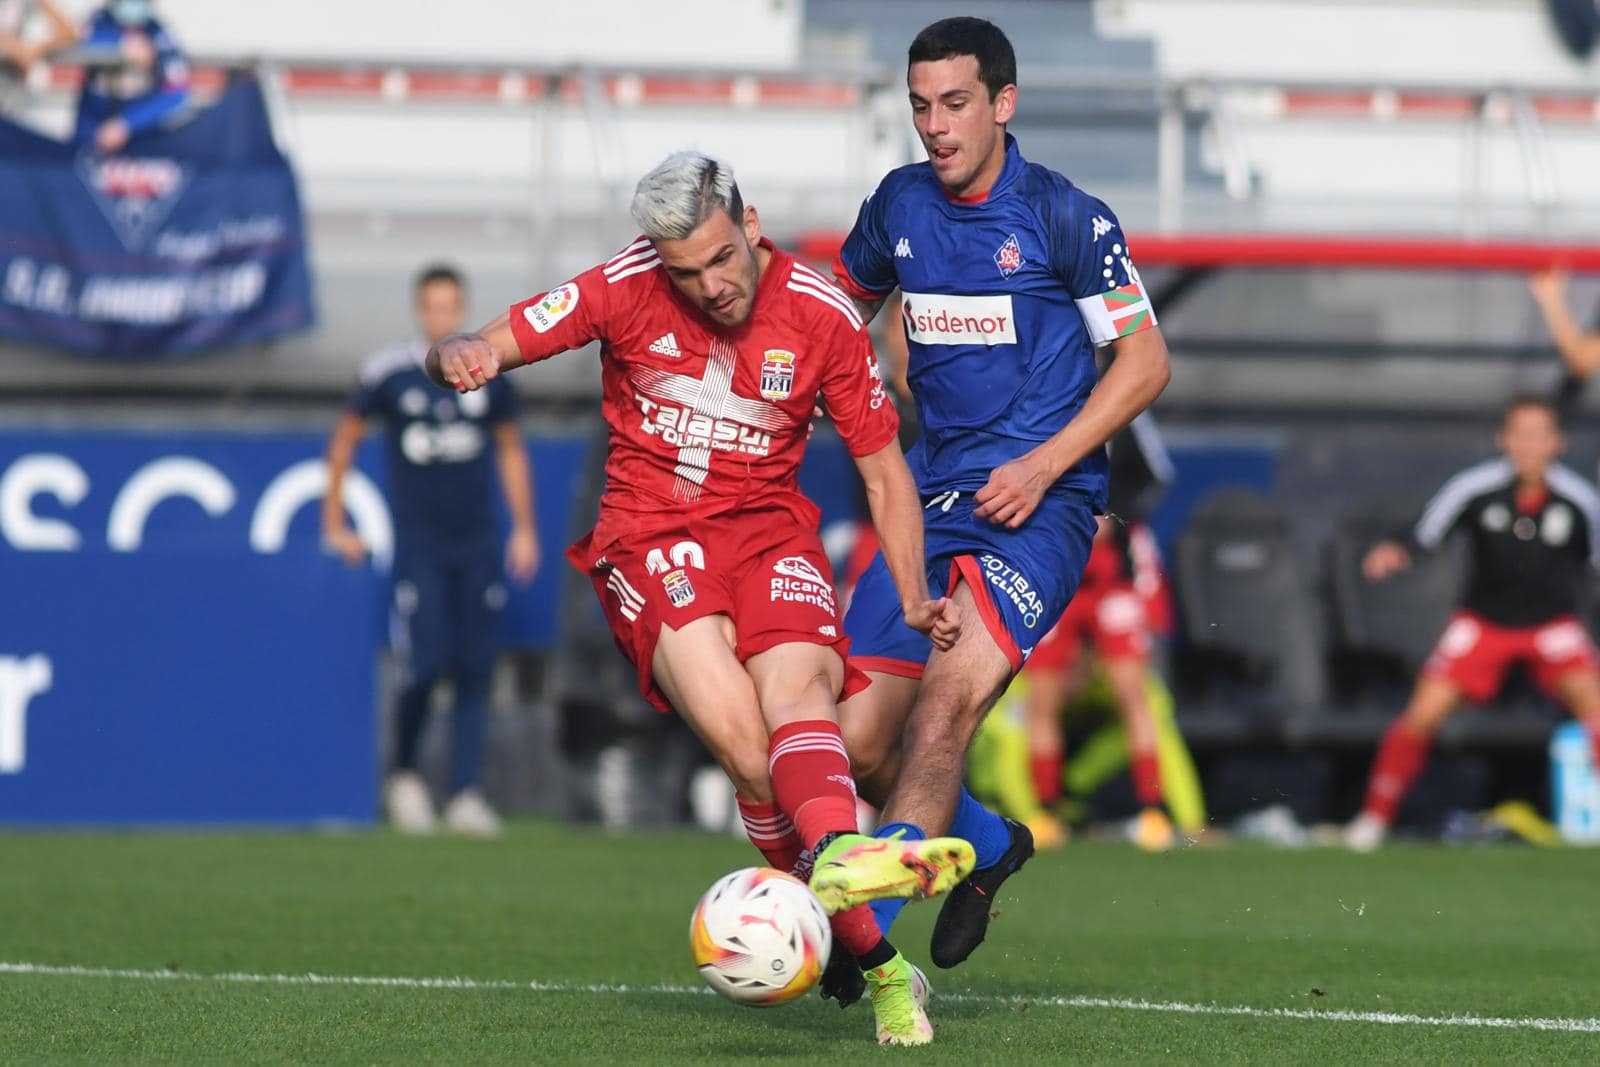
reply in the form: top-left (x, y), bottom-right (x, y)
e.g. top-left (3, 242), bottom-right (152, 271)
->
top-left (1422, 610), bottom-right (1599, 703)
top-left (568, 513), bottom-right (866, 713)
top-left (1027, 581), bottom-right (1151, 673)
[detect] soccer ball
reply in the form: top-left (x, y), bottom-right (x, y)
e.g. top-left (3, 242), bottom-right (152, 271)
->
top-left (689, 867), bottom-right (831, 1006)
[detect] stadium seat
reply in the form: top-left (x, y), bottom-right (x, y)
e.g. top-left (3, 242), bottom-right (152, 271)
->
top-left (1325, 499), bottom-right (1464, 703)
top-left (1173, 488), bottom-right (1328, 733)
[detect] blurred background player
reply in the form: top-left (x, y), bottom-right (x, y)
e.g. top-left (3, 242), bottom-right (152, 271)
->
top-left (821, 17), bottom-right (1170, 969)
top-left (427, 151), bottom-right (967, 1045)
top-left (969, 656), bottom-right (1209, 849)
top-left (0, 0), bottom-right (76, 116)
top-left (1345, 397), bottom-right (1600, 851)
top-left (322, 264), bottom-right (541, 837)
top-left (74, 0), bottom-right (189, 153)
top-left (999, 412), bottom-right (1200, 851)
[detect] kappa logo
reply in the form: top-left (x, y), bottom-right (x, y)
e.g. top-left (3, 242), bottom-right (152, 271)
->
top-left (524, 283), bottom-right (579, 334)
top-left (894, 237), bottom-right (914, 259)
top-left (78, 155), bottom-right (189, 251)
top-left (994, 233), bottom-right (1024, 277)
top-left (1090, 215), bottom-right (1114, 241)
top-left (648, 332), bottom-right (682, 358)
top-left (759, 350), bottom-right (796, 401)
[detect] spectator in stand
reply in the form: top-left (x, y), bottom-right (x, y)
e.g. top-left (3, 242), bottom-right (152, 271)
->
top-left (1344, 397), bottom-right (1600, 851)
top-left (74, 0), bottom-right (189, 154)
top-left (322, 265), bottom-right (541, 837)
top-left (0, 1), bottom-right (77, 116)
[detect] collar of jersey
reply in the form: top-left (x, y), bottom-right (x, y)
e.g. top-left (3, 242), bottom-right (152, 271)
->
top-left (937, 133), bottom-right (1024, 206)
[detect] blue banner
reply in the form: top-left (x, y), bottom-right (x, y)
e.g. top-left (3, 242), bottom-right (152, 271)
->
top-left (0, 428), bottom-right (590, 825)
top-left (0, 77), bottom-right (314, 356)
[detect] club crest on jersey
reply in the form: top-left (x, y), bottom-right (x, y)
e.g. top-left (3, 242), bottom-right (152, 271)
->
top-left (993, 233), bottom-right (1024, 277)
top-left (759, 350), bottom-right (796, 401)
top-left (663, 568), bottom-right (697, 608)
top-left (525, 283), bottom-right (579, 334)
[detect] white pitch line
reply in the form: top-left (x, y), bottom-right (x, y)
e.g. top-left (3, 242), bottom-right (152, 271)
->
top-left (2, 961), bottom-right (1598, 1035)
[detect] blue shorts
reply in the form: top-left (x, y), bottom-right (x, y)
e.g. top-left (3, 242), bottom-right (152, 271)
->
top-left (843, 489), bottom-right (1097, 677)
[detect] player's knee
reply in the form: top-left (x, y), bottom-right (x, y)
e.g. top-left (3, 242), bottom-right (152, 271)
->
top-left (903, 688), bottom-right (974, 755)
top-left (754, 663), bottom-right (839, 728)
top-left (841, 710), bottom-right (894, 781)
top-left (1400, 702), bottom-right (1448, 736)
top-left (721, 753), bottom-right (774, 803)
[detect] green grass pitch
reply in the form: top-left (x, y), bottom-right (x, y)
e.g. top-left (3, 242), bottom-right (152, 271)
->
top-left (1, 822), bottom-right (1597, 1064)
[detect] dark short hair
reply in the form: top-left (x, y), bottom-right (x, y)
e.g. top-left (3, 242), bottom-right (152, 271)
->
top-left (1505, 394), bottom-right (1562, 429)
top-left (908, 17), bottom-right (1017, 101)
top-left (414, 263), bottom-right (465, 295)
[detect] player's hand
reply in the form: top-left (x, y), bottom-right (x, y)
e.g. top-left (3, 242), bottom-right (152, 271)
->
top-left (975, 451), bottom-right (1056, 528)
top-left (505, 526), bottom-right (541, 585)
top-left (323, 525), bottom-right (367, 567)
top-left (95, 118), bottom-right (130, 155)
top-left (807, 404), bottom-right (823, 441)
top-left (433, 334), bottom-right (500, 393)
top-left (904, 596), bottom-right (961, 651)
top-left (1362, 541), bottom-right (1411, 582)
top-left (1529, 267), bottom-right (1569, 307)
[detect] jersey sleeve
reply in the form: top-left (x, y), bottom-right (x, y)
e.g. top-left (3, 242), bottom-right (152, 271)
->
top-left (346, 379), bottom-right (381, 418)
top-left (818, 316), bottom-right (899, 458)
top-left (1412, 480), bottom-right (1480, 551)
top-left (1050, 193), bottom-right (1158, 347)
top-left (834, 179), bottom-right (898, 301)
top-left (506, 263), bottom-right (611, 366)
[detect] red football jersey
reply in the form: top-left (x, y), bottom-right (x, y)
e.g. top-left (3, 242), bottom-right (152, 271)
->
top-left (508, 236), bottom-right (898, 548)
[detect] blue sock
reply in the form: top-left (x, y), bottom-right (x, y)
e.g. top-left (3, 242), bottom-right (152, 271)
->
top-left (950, 788), bottom-right (1012, 871)
top-left (869, 822), bottom-right (925, 935)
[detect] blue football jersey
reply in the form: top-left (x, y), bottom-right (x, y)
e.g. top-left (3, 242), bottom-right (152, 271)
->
top-left (836, 135), bottom-right (1157, 508)
top-left (349, 342), bottom-right (518, 543)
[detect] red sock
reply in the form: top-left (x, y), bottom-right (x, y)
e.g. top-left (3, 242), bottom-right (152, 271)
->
top-left (1362, 720), bottom-right (1432, 823)
top-left (768, 720), bottom-right (858, 851)
top-left (1030, 752), bottom-right (1063, 805)
top-left (1131, 749), bottom-right (1163, 808)
top-left (829, 904), bottom-right (888, 958)
top-left (736, 798), bottom-right (804, 875)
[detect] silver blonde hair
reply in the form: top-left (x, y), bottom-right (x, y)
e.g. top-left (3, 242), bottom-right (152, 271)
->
top-left (629, 151), bottom-right (744, 241)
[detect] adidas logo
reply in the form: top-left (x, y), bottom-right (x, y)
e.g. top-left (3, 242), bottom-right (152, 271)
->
top-left (894, 237), bottom-right (914, 258)
top-left (648, 332), bottom-right (681, 358)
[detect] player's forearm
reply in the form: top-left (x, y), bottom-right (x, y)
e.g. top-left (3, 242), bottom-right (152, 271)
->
top-left (1037, 331), bottom-right (1170, 481)
top-left (496, 432), bottom-right (538, 537)
top-left (320, 424), bottom-right (360, 535)
top-left (39, 1), bottom-right (78, 47)
top-left (1536, 299), bottom-right (1600, 377)
top-left (843, 292), bottom-right (887, 326)
top-left (857, 447), bottom-right (932, 612)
